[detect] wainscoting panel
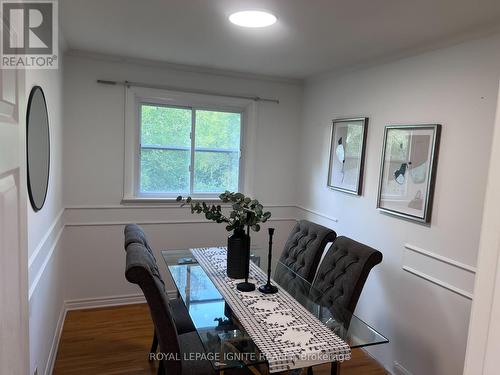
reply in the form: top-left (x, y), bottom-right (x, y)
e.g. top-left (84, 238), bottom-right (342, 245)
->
top-left (62, 205), bottom-right (298, 302)
top-left (28, 209), bottom-right (65, 299)
top-left (402, 244), bottom-right (476, 300)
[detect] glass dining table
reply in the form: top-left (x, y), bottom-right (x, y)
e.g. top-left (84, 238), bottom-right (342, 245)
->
top-left (161, 248), bottom-right (388, 372)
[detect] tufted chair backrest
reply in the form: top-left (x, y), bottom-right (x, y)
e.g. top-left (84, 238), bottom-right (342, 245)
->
top-left (311, 236), bottom-right (382, 324)
top-left (125, 242), bottom-right (182, 374)
top-left (274, 220), bottom-right (337, 286)
top-left (124, 224), bottom-right (157, 261)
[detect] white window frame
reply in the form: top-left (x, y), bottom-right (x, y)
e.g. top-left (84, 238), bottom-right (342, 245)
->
top-left (123, 86), bottom-right (257, 202)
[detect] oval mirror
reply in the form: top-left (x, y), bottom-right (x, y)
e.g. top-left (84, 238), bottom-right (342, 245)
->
top-left (27, 86), bottom-right (50, 212)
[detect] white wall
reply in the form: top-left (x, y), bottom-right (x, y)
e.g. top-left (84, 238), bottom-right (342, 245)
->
top-left (55, 33), bottom-right (500, 375)
top-left (26, 51), bottom-right (66, 374)
top-left (297, 34), bottom-right (500, 375)
top-left (62, 54), bottom-right (302, 300)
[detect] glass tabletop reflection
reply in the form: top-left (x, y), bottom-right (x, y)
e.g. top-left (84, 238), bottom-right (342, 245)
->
top-left (161, 248), bottom-right (388, 371)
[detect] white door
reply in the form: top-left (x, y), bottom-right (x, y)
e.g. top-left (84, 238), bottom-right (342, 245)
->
top-left (0, 56), bottom-right (29, 373)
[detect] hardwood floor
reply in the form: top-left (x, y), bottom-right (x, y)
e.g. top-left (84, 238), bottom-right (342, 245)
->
top-left (53, 304), bottom-right (387, 375)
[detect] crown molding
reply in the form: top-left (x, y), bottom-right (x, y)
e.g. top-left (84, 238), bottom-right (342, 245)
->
top-left (308, 23), bottom-right (500, 84)
top-left (65, 49), bottom-right (303, 86)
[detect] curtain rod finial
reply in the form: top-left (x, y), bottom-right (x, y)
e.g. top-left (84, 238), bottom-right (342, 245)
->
top-left (97, 79), bottom-right (116, 85)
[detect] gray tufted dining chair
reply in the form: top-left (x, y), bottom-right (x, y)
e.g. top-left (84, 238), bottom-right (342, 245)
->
top-left (124, 224), bottom-right (195, 358)
top-left (312, 236), bottom-right (383, 325)
top-left (125, 241), bottom-right (253, 375)
top-left (274, 220), bottom-right (337, 289)
top-left (125, 241), bottom-right (216, 374)
top-left (308, 236), bottom-right (382, 375)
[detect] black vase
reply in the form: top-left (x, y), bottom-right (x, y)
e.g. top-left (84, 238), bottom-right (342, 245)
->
top-left (227, 228), bottom-right (250, 279)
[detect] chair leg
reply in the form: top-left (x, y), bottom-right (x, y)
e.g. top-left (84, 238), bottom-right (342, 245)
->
top-left (149, 330), bottom-right (158, 360)
top-left (331, 362), bottom-right (339, 375)
top-left (157, 359), bottom-right (165, 375)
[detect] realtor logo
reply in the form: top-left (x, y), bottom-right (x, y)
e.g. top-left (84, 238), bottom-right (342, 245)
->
top-left (1, 0), bottom-right (58, 69)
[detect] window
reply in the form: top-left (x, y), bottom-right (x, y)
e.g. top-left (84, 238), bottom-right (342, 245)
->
top-left (139, 103), bottom-right (241, 195)
top-left (140, 104), bottom-right (241, 196)
top-left (124, 87), bottom-right (254, 201)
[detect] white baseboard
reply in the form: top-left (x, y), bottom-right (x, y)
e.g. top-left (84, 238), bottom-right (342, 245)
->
top-left (393, 361), bottom-right (414, 375)
top-left (360, 347), bottom-right (402, 375)
top-left (44, 303), bottom-right (67, 375)
top-left (64, 291), bottom-right (179, 311)
top-left (65, 294), bottom-right (146, 311)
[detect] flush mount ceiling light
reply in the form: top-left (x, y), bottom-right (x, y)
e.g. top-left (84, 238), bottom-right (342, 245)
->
top-left (229, 10), bottom-right (277, 28)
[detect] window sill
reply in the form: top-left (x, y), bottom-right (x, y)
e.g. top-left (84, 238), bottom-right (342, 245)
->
top-left (121, 197), bottom-right (223, 206)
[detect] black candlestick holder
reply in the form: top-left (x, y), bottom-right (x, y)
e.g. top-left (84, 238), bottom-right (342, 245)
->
top-left (237, 221), bottom-right (255, 292)
top-left (258, 228), bottom-right (278, 294)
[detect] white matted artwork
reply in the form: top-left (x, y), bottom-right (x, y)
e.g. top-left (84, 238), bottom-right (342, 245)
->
top-left (327, 117), bottom-right (368, 195)
top-left (377, 124), bottom-right (441, 223)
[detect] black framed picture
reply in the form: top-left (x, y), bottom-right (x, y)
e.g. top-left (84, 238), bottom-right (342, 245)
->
top-left (327, 117), bottom-right (368, 195)
top-left (377, 124), bottom-right (441, 223)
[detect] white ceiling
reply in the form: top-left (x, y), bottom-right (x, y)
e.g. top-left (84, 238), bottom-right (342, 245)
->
top-left (61, 0), bottom-right (500, 79)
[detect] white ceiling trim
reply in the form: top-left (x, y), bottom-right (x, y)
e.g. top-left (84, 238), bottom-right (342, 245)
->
top-left (307, 21), bottom-right (500, 84)
top-left (65, 49), bottom-right (303, 86)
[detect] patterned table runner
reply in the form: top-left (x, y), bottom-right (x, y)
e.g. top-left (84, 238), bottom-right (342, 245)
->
top-left (190, 247), bottom-right (351, 373)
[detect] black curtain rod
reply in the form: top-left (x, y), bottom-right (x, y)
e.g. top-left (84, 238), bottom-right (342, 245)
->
top-left (96, 79), bottom-right (279, 104)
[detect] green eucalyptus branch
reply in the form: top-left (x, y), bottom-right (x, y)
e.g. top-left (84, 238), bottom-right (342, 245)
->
top-left (176, 191), bottom-right (272, 232)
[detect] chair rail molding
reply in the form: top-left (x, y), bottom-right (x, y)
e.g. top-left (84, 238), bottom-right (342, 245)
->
top-left (296, 205), bottom-right (340, 223)
top-left (64, 203), bottom-right (298, 209)
top-left (63, 204), bottom-right (299, 227)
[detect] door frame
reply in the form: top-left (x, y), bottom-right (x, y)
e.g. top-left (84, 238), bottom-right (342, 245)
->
top-left (0, 22), bottom-right (29, 372)
top-left (463, 80), bottom-right (500, 374)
